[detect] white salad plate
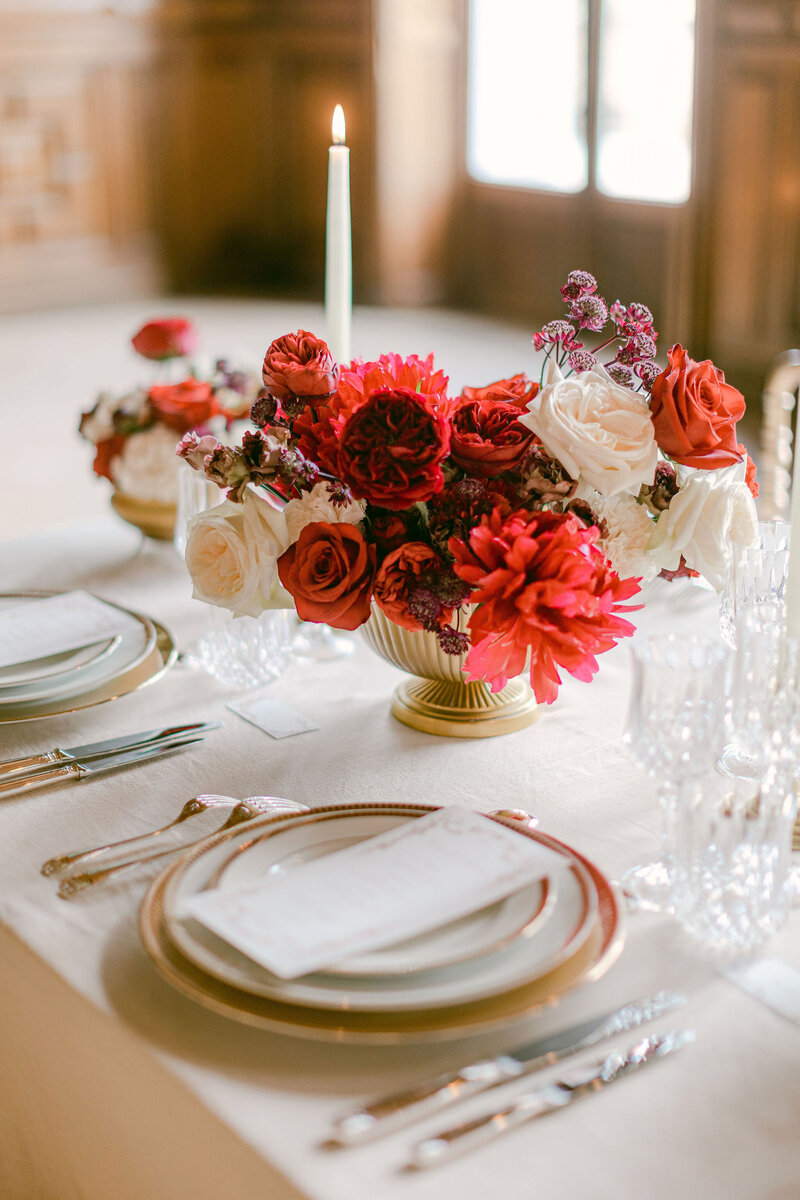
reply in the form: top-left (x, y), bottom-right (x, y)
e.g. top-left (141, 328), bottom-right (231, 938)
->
top-left (163, 808), bottom-right (597, 1013)
top-left (0, 593), bottom-right (155, 708)
top-left (0, 638), bottom-right (119, 690)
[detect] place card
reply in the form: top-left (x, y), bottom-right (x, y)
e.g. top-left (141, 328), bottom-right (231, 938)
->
top-left (226, 693), bottom-right (319, 739)
top-left (0, 591), bottom-right (141, 670)
top-left (182, 807), bottom-right (567, 979)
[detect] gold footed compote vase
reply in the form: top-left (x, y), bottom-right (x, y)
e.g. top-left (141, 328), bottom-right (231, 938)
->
top-left (362, 607), bottom-right (539, 738)
top-left (111, 491), bottom-right (177, 541)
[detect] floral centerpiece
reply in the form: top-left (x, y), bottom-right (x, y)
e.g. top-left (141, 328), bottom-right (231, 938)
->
top-left (178, 272), bottom-right (758, 735)
top-left (79, 317), bottom-right (260, 538)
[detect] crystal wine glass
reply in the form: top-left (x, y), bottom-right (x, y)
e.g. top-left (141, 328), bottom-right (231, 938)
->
top-left (621, 634), bottom-right (730, 911)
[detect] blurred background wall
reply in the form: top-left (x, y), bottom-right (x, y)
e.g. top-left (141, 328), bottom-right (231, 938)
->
top-left (0, 0), bottom-right (798, 400)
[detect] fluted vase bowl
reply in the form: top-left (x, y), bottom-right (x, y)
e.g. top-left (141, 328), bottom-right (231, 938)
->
top-left (362, 607), bottom-right (539, 738)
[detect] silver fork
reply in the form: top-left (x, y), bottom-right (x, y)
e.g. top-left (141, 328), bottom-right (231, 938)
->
top-left (41, 794), bottom-right (238, 876)
top-left (56, 796), bottom-right (309, 899)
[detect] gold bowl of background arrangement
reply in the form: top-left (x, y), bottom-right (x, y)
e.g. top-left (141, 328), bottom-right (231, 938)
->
top-left (111, 491), bottom-right (177, 541)
top-left (362, 607), bottom-right (539, 738)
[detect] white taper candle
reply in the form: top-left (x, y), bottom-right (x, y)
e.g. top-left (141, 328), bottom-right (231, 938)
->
top-left (325, 105), bottom-right (352, 366)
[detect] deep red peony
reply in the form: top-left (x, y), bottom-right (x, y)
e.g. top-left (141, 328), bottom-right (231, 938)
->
top-left (649, 344), bottom-right (745, 469)
top-left (450, 507), bottom-right (641, 704)
top-left (373, 542), bottom-right (454, 632)
top-left (148, 379), bottom-right (217, 433)
top-left (460, 374), bottom-right (539, 407)
top-left (131, 318), bottom-right (198, 361)
top-left (277, 521), bottom-right (376, 630)
top-left (261, 331), bottom-right (337, 404)
top-left (450, 396), bottom-right (536, 478)
top-left (293, 352), bottom-right (450, 477)
top-left (335, 386), bottom-right (452, 510)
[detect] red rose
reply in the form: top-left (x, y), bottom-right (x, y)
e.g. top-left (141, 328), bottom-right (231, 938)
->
top-left (277, 522), bottom-right (375, 630)
top-left (374, 542), bottom-right (453, 631)
top-left (262, 331), bottom-right (337, 403)
top-left (650, 344), bottom-right (745, 469)
top-left (460, 374), bottom-right (539, 408)
top-left (450, 397), bottom-right (535, 478)
top-left (450, 507), bottom-right (640, 704)
top-left (148, 379), bottom-right (217, 433)
top-left (336, 387), bottom-right (452, 510)
top-left (131, 318), bottom-right (197, 361)
top-left (92, 435), bottom-right (125, 481)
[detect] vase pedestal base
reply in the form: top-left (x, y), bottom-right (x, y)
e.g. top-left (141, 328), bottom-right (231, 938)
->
top-left (111, 491), bottom-right (176, 541)
top-left (390, 675), bottom-right (539, 738)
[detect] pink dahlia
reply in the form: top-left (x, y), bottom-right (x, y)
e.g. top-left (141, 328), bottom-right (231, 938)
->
top-left (450, 508), bottom-right (641, 704)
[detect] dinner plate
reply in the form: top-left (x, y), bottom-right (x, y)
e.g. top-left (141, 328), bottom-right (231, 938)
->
top-left (205, 821), bottom-right (557, 978)
top-left (162, 808), bottom-right (597, 1012)
top-left (0, 612), bottom-right (175, 723)
top-left (139, 805), bottom-right (625, 1044)
top-left (0, 638), bottom-right (119, 689)
top-left (0, 593), bottom-right (155, 707)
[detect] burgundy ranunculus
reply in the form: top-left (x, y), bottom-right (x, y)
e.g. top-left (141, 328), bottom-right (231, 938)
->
top-left (262, 331), bottom-right (337, 404)
top-left (335, 387), bottom-right (451, 510)
top-left (131, 318), bottom-right (198, 361)
top-left (450, 397), bottom-right (535, 478)
top-left (277, 522), bottom-right (375, 630)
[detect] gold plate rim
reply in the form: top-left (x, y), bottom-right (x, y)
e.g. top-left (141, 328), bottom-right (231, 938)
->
top-left (139, 804), bottom-right (624, 1044)
top-left (0, 591), bottom-right (176, 723)
top-left (162, 813), bottom-right (595, 1010)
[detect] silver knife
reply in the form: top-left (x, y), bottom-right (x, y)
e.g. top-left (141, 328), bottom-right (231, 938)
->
top-left (331, 991), bottom-right (686, 1144)
top-left (409, 1029), bottom-right (694, 1169)
top-left (0, 737), bottom-right (205, 799)
top-left (0, 722), bottom-right (221, 783)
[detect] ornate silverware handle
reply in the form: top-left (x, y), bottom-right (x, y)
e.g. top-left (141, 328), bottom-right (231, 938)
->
top-left (0, 762), bottom-right (79, 797)
top-left (331, 1058), bottom-right (522, 1144)
top-left (0, 750), bottom-right (66, 780)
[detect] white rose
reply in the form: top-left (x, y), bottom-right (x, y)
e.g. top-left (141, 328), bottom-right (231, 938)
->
top-left (110, 424), bottom-right (182, 504)
top-left (519, 361), bottom-right (657, 497)
top-left (185, 490), bottom-right (292, 617)
top-left (283, 481), bottom-right (366, 543)
top-left (646, 462), bottom-right (758, 590)
top-left (577, 484), bottom-right (660, 581)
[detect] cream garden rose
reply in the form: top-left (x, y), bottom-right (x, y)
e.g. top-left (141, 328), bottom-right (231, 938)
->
top-left (283, 480), bottom-right (366, 543)
top-left (646, 462), bottom-right (758, 590)
top-left (520, 362), bottom-right (658, 496)
top-left (185, 490), bottom-right (291, 617)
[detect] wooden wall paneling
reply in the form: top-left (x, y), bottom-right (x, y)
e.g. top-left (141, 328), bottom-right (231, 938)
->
top-left (0, 9), bottom-right (161, 312)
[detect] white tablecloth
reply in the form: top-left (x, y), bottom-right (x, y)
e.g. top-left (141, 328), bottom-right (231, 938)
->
top-left (1, 518), bottom-right (799, 1200)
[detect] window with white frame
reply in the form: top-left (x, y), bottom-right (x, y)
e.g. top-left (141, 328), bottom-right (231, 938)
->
top-left (467, 0), bottom-right (695, 204)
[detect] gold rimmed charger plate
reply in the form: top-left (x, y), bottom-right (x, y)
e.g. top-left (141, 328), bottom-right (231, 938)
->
top-left (0, 592), bottom-right (176, 723)
top-left (139, 804), bottom-right (624, 1044)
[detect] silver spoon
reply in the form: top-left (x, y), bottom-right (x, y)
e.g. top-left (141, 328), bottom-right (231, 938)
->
top-left (57, 797), bottom-right (309, 899)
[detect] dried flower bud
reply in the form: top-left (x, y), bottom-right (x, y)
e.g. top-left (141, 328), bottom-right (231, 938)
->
top-left (177, 431), bottom-right (220, 471)
top-left (250, 393), bottom-right (280, 428)
top-left (569, 295), bottom-right (609, 332)
top-left (437, 625), bottom-right (470, 655)
top-left (560, 270), bottom-right (598, 301)
top-left (568, 349), bottom-right (598, 373)
top-left (606, 362), bottom-right (635, 388)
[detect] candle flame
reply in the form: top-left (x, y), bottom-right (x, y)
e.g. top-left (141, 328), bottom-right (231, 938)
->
top-left (332, 104), bottom-right (346, 145)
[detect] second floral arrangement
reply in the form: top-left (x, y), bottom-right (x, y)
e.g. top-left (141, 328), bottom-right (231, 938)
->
top-left (179, 271), bottom-right (758, 705)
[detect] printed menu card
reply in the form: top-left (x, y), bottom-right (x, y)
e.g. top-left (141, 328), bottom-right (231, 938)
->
top-left (182, 807), bottom-right (566, 979)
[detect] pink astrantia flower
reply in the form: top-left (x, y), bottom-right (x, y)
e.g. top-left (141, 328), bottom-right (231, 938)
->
top-left (449, 507), bottom-right (641, 704)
